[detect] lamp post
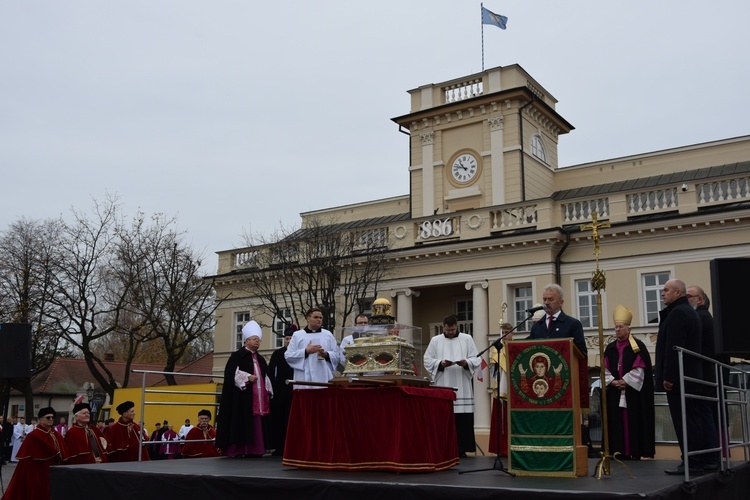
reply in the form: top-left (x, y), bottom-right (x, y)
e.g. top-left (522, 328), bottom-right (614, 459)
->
top-left (85, 382), bottom-right (94, 403)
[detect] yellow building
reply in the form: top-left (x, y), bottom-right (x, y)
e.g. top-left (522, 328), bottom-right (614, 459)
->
top-left (211, 64), bottom-right (750, 444)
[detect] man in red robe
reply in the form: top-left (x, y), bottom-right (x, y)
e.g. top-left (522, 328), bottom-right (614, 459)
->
top-left (3, 407), bottom-right (68, 500)
top-left (181, 409), bottom-right (219, 458)
top-left (65, 402), bottom-right (108, 464)
top-left (104, 400), bottom-right (150, 462)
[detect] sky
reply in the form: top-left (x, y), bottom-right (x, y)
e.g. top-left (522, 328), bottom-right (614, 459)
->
top-left (2, 1), bottom-right (749, 274)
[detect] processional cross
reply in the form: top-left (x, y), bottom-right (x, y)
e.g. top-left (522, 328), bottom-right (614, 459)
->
top-left (580, 212), bottom-right (632, 479)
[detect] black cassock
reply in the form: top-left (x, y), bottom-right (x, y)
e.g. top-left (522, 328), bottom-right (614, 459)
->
top-left (216, 347), bottom-right (270, 452)
top-left (604, 337), bottom-right (656, 459)
top-left (267, 345), bottom-right (294, 453)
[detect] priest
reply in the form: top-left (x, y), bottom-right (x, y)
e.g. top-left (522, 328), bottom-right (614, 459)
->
top-left (267, 324), bottom-right (296, 456)
top-left (182, 409), bottom-right (219, 458)
top-left (603, 305), bottom-right (656, 459)
top-left (216, 320), bottom-right (273, 457)
top-left (284, 308), bottom-right (340, 388)
top-left (65, 402), bottom-right (108, 464)
top-left (104, 400), bottom-right (150, 462)
top-left (488, 321), bottom-right (514, 456)
top-left (424, 314), bottom-right (482, 458)
top-left (3, 407), bottom-right (68, 500)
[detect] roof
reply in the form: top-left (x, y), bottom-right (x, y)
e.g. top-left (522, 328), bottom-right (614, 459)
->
top-left (22, 357), bottom-right (199, 396)
top-left (552, 161), bottom-right (750, 201)
top-left (288, 212), bottom-right (411, 239)
top-left (150, 352), bottom-right (216, 386)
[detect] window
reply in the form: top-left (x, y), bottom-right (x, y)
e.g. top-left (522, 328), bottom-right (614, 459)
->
top-left (643, 272), bottom-right (670, 324)
top-left (273, 309), bottom-right (292, 348)
top-left (531, 135), bottom-right (547, 162)
top-left (455, 298), bottom-right (473, 335)
top-left (358, 298), bottom-right (374, 316)
top-left (575, 279), bottom-right (599, 328)
top-left (235, 312), bottom-right (251, 350)
top-left (357, 228), bottom-right (388, 248)
top-left (513, 285), bottom-right (534, 331)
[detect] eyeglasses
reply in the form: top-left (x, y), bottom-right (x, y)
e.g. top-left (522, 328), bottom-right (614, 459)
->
top-left (42, 416), bottom-right (54, 420)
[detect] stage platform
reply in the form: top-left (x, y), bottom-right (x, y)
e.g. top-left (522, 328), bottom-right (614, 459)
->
top-left (51, 455), bottom-right (750, 500)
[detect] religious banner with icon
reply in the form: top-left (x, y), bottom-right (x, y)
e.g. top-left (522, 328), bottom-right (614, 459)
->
top-left (507, 339), bottom-right (588, 477)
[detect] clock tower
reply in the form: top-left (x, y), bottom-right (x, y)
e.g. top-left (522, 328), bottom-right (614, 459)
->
top-left (392, 64), bottom-right (574, 219)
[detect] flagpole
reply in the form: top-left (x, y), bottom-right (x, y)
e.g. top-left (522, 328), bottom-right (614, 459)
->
top-left (481, 3), bottom-right (485, 71)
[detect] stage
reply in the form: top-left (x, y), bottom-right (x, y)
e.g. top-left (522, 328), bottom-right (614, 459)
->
top-left (50, 455), bottom-right (750, 500)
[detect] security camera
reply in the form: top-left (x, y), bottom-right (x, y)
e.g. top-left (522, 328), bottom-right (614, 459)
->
top-left (681, 183), bottom-right (688, 192)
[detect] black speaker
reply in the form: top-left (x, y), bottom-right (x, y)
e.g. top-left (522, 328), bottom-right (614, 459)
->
top-left (0, 323), bottom-right (32, 379)
top-left (710, 258), bottom-right (750, 358)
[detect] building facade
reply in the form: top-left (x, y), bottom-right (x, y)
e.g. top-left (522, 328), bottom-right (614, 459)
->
top-left (211, 64), bottom-right (750, 443)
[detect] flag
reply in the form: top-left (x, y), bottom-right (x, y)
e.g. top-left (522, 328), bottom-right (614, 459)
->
top-left (477, 357), bottom-right (488, 381)
top-left (482, 6), bottom-right (508, 30)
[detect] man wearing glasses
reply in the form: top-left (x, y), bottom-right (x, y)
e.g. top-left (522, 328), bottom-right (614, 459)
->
top-left (65, 402), bottom-right (108, 464)
top-left (182, 409), bottom-right (219, 458)
top-left (337, 314), bottom-right (370, 372)
top-left (3, 407), bottom-right (68, 500)
top-left (285, 308), bottom-right (341, 389)
top-left (686, 285), bottom-right (722, 471)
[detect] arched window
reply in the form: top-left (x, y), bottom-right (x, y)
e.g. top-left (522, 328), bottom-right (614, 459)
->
top-left (531, 134), bottom-right (547, 162)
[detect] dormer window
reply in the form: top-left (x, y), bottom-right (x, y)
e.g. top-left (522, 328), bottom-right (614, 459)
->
top-left (531, 134), bottom-right (547, 162)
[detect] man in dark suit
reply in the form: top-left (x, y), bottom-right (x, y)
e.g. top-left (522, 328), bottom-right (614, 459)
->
top-left (687, 285), bottom-right (722, 471)
top-left (528, 284), bottom-right (587, 356)
top-left (656, 279), bottom-right (712, 475)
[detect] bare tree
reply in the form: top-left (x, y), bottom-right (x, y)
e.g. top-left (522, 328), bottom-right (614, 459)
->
top-left (2, 199), bottom-right (221, 397)
top-left (44, 197), bottom-right (135, 398)
top-left (117, 213), bottom-right (220, 384)
top-left (0, 217), bottom-right (72, 419)
top-left (0, 217), bottom-right (72, 372)
top-left (239, 216), bottom-right (394, 335)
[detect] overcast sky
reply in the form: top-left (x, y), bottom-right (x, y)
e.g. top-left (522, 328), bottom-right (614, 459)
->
top-left (2, 1), bottom-right (748, 274)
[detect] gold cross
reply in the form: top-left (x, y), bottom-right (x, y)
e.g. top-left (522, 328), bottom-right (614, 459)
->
top-left (580, 211), bottom-right (610, 263)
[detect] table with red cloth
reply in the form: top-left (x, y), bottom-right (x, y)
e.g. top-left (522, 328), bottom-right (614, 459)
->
top-left (282, 385), bottom-right (458, 472)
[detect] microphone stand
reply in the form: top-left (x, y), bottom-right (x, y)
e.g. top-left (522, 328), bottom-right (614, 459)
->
top-left (460, 310), bottom-right (539, 477)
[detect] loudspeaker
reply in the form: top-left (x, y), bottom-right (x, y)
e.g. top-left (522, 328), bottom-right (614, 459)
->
top-left (0, 323), bottom-right (32, 379)
top-left (710, 258), bottom-right (750, 357)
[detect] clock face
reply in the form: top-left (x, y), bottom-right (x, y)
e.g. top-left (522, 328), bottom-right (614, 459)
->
top-left (450, 153), bottom-right (479, 184)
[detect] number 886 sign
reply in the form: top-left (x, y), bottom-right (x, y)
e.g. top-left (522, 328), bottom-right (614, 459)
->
top-left (418, 218), bottom-right (457, 240)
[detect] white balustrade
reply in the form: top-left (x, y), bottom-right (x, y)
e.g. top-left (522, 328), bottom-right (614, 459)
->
top-left (697, 177), bottom-right (750, 205)
top-left (562, 199), bottom-right (609, 223)
top-left (491, 205), bottom-right (538, 230)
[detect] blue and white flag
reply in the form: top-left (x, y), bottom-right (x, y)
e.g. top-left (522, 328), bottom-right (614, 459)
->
top-left (482, 6), bottom-right (508, 30)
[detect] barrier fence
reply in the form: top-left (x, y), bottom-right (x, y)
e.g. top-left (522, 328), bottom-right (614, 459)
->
top-left (131, 369), bottom-right (221, 461)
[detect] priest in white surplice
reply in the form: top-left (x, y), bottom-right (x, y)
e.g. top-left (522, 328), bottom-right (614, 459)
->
top-left (285, 308), bottom-right (341, 389)
top-left (424, 314), bottom-right (482, 457)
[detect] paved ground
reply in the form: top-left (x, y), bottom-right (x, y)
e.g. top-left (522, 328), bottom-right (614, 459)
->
top-left (1, 461), bottom-right (16, 493)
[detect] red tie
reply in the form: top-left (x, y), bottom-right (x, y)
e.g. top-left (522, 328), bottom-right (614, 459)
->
top-left (547, 315), bottom-right (554, 331)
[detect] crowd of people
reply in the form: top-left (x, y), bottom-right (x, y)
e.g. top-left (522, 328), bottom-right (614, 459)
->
top-left (0, 401), bottom-right (226, 499)
top-left (0, 280), bottom-right (729, 496)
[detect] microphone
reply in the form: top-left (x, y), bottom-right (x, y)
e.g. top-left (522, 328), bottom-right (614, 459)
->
top-left (525, 305), bottom-right (547, 314)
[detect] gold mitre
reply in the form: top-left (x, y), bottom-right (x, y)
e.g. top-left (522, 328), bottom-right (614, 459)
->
top-left (613, 305), bottom-right (633, 325)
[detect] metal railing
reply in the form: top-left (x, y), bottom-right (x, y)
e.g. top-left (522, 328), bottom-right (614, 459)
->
top-left (674, 347), bottom-right (750, 481)
top-left (587, 363), bottom-right (750, 449)
top-left (132, 369), bottom-right (221, 461)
